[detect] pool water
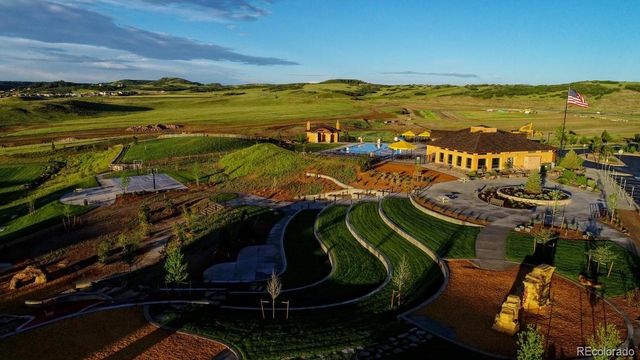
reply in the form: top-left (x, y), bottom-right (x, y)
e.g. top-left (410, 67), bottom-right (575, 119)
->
top-left (338, 143), bottom-right (394, 155)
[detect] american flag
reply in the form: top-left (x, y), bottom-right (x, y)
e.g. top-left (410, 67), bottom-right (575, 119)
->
top-left (567, 88), bottom-right (588, 107)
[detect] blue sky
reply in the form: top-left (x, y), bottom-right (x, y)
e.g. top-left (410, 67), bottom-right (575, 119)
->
top-left (0, 0), bottom-right (638, 84)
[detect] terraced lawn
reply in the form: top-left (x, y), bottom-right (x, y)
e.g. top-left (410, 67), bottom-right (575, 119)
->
top-left (348, 201), bottom-right (443, 308)
top-left (506, 232), bottom-right (640, 297)
top-left (148, 203), bottom-right (465, 359)
top-left (381, 197), bottom-right (479, 258)
top-left (280, 209), bottom-right (331, 289)
top-left (279, 205), bottom-right (387, 304)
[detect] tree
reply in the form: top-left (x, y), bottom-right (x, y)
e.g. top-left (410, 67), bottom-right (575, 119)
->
top-left (96, 237), bottom-right (112, 264)
top-left (117, 233), bottom-right (140, 268)
top-left (120, 174), bottom-right (130, 195)
top-left (138, 203), bottom-right (151, 237)
top-left (391, 255), bottom-right (410, 308)
top-left (164, 244), bottom-right (188, 285)
top-left (558, 150), bottom-right (584, 170)
top-left (266, 270), bottom-right (282, 319)
top-left (589, 243), bottom-right (618, 277)
top-left (587, 323), bottom-right (621, 360)
top-left (192, 162), bottom-right (201, 186)
top-left (524, 171), bottom-right (542, 194)
top-left (601, 129), bottom-right (613, 143)
top-left (607, 193), bottom-right (618, 222)
top-left (554, 127), bottom-right (567, 146)
top-left (533, 228), bottom-right (555, 252)
top-left (516, 325), bottom-right (545, 360)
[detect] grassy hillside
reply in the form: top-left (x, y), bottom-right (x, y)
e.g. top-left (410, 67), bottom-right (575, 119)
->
top-left (121, 136), bottom-right (254, 163)
top-left (2, 81), bottom-right (640, 144)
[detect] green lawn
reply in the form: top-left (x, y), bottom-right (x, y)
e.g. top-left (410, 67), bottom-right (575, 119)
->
top-left (0, 147), bottom-right (119, 242)
top-left (506, 232), bottom-right (640, 297)
top-left (0, 163), bottom-right (45, 205)
top-left (348, 201), bottom-right (443, 308)
top-left (281, 205), bottom-right (387, 304)
top-left (280, 209), bottom-right (331, 289)
top-left (121, 136), bottom-right (255, 163)
top-left (381, 197), bottom-right (479, 258)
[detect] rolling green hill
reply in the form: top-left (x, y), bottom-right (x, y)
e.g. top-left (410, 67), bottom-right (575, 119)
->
top-left (2, 80), bottom-right (640, 144)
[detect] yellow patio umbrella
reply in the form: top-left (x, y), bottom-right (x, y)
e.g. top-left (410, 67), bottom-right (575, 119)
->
top-left (401, 130), bottom-right (416, 137)
top-left (418, 130), bottom-right (431, 138)
top-left (388, 140), bottom-right (417, 151)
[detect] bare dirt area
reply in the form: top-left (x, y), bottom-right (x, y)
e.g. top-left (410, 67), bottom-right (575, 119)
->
top-left (416, 260), bottom-right (628, 358)
top-left (0, 307), bottom-right (228, 360)
top-left (229, 173), bottom-right (340, 201)
top-left (0, 188), bottom-right (219, 312)
top-left (352, 162), bottom-right (456, 191)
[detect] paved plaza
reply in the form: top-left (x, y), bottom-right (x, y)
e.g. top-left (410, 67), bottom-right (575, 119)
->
top-left (60, 173), bottom-right (187, 206)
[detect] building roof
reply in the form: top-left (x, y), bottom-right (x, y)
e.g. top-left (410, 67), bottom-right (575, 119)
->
top-left (428, 127), bottom-right (555, 154)
top-left (308, 125), bottom-right (339, 133)
top-left (389, 140), bottom-right (417, 150)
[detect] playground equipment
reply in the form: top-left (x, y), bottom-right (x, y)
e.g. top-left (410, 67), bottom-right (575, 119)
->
top-left (522, 264), bottom-right (556, 310)
top-left (492, 294), bottom-right (521, 336)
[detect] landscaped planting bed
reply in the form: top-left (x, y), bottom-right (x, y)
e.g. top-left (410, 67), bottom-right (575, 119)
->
top-left (280, 209), bottom-right (331, 289)
top-left (381, 197), bottom-right (479, 258)
top-left (506, 232), bottom-right (640, 297)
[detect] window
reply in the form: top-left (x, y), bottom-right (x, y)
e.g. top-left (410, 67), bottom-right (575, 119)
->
top-left (456, 156), bottom-right (462, 167)
top-left (466, 158), bottom-right (472, 169)
top-left (439, 152), bottom-right (444, 163)
top-left (491, 158), bottom-right (500, 169)
top-left (478, 158), bottom-right (486, 170)
top-left (506, 157), bottom-right (514, 169)
top-left (447, 154), bottom-right (453, 165)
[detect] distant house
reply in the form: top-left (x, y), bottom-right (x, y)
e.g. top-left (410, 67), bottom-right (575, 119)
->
top-left (426, 126), bottom-right (556, 172)
top-left (306, 120), bottom-right (341, 143)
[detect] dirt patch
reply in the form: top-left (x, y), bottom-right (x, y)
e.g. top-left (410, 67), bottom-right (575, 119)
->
top-left (416, 260), bottom-right (628, 358)
top-left (352, 162), bottom-right (456, 191)
top-left (0, 307), bottom-right (228, 360)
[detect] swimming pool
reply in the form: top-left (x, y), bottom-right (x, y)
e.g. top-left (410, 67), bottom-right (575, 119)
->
top-left (336, 143), bottom-right (394, 156)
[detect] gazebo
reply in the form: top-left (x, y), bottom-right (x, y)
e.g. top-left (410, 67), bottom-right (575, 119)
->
top-left (418, 130), bottom-right (431, 140)
top-left (401, 130), bottom-right (416, 139)
top-left (389, 140), bottom-right (417, 155)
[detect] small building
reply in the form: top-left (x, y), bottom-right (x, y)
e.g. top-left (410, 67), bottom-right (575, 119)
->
top-left (426, 126), bottom-right (556, 172)
top-left (306, 120), bottom-right (341, 143)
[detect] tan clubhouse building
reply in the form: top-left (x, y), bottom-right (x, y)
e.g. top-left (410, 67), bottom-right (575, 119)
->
top-left (426, 126), bottom-right (556, 171)
top-left (306, 120), bottom-right (341, 143)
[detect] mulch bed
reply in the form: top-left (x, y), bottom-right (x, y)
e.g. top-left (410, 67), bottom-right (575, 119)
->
top-left (0, 307), bottom-right (228, 360)
top-left (416, 260), bottom-right (629, 358)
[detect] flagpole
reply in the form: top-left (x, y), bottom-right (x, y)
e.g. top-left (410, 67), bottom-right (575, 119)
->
top-left (559, 85), bottom-right (570, 152)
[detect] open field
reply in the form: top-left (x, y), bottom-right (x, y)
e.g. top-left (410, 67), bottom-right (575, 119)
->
top-left (381, 197), bottom-right (479, 258)
top-left (3, 81), bottom-right (640, 146)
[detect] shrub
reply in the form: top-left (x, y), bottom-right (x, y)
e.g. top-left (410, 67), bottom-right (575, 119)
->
top-left (524, 172), bottom-right (542, 194)
top-left (96, 237), bottom-right (112, 264)
top-left (558, 150), bottom-right (583, 170)
top-left (517, 325), bottom-right (545, 360)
